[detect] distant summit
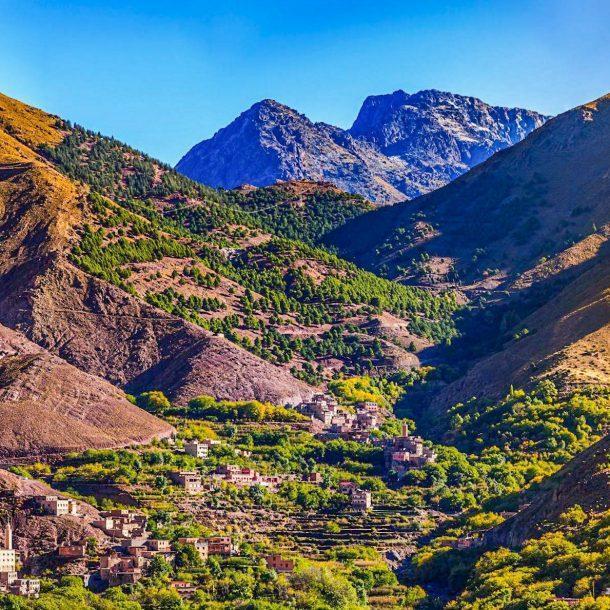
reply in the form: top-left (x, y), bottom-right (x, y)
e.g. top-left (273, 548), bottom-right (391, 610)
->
top-left (176, 90), bottom-right (548, 205)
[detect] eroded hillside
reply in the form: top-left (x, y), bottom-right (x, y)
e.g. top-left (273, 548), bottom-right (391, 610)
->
top-left (0, 323), bottom-right (174, 459)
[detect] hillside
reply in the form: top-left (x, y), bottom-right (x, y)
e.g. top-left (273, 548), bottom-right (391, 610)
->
top-left (329, 95), bottom-right (610, 288)
top-left (487, 431), bottom-right (610, 549)
top-left (0, 323), bottom-right (174, 459)
top-left (330, 94), bottom-right (610, 404)
top-left (0, 92), bottom-right (458, 400)
top-left (225, 179), bottom-right (374, 244)
top-left (0, 92), bottom-right (315, 406)
top-left (176, 91), bottom-right (546, 205)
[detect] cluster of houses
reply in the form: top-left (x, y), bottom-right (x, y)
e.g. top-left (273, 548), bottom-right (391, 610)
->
top-left (170, 466), bottom-right (287, 493)
top-left (299, 395), bottom-right (437, 477)
top-left (183, 438), bottom-right (221, 459)
top-left (298, 394), bottom-right (382, 442)
top-left (0, 394), bottom-right (440, 600)
top-left (88, 509), bottom-right (239, 588)
top-left (35, 494), bottom-right (80, 516)
top-left (2, 493), bottom-right (241, 595)
top-left (212, 465), bottom-right (285, 490)
top-left (380, 423), bottom-right (437, 475)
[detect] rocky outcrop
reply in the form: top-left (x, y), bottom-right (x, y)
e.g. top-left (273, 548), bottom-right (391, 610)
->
top-left (176, 91), bottom-right (547, 205)
top-left (0, 470), bottom-right (108, 573)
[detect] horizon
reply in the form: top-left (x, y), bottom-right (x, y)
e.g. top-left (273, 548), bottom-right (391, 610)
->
top-left (1, 0), bottom-right (609, 165)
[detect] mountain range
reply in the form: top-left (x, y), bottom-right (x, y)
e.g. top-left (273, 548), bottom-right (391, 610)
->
top-left (1, 81), bottom-right (610, 610)
top-left (176, 89), bottom-right (548, 205)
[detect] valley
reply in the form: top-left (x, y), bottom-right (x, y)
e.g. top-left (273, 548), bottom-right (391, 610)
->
top-left (0, 86), bottom-right (608, 610)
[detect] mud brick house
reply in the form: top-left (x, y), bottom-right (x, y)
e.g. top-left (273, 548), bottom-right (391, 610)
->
top-left (183, 440), bottom-right (210, 459)
top-left (99, 552), bottom-right (149, 587)
top-left (265, 554), bottom-right (295, 573)
top-left (382, 423), bottom-right (437, 474)
top-left (351, 489), bottom-right (372, 511)
top-left (177, 537), bottom-right (209, 561)
top-left (170, 470), bottom-right (203, 493)
top-left (35, 495), bottom-right (80, 516)
top-left (207, 536), bottom-right (235, 556)
top-left (303, 472), bottom-right (323, 484)
top-left (58, 544), bottom-right (87, 559)
top-left (171, 581), bottom-right (198, 598)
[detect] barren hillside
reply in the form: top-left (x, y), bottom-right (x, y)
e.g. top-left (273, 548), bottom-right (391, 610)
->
top-left (0, 324), bottom-right (174, 459)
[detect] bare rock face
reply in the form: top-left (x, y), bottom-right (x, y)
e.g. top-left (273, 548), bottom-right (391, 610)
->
top-left (0, 324), bottom-right (175, 459)
top-left (176, 91), bottom-right (547, 205)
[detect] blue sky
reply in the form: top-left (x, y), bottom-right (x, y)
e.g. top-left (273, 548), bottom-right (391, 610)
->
top-left (1, 0), bottom-right (609, 164)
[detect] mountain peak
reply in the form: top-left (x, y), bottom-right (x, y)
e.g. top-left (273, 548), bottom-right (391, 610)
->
top-left (176, 89), bottom-right (548, 204)
top-left (248, 98), bottom-right (295, 113)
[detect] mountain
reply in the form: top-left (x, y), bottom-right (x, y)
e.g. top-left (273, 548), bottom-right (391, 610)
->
top-left (329, 93), bottom-right (610, 407)
top-left (0, 324), bottom-right (174, 459)
top-left (176, 98), bottom-right (410, 205)
top-left (176, 90), bottom-right (547, 205)
top-left (0, 92), bottom-right (314, 408)
top-left (0, 92), bottom-right (459, 411)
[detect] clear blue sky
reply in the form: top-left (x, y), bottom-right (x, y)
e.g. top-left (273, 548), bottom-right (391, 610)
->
top-left (1, 0), bottom-right (608, 164)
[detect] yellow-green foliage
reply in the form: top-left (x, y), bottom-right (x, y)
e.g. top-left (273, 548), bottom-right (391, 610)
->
top-left (328, 375), bottom-right (403, 408)
top-left (450, 507), bottom-right (610, 609)
top-left (187, 395), bottom-right (307, 422)
top-left (448, 383), bottom-right (610, 464)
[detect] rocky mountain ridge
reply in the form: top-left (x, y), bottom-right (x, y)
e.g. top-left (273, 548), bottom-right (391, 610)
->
top-left (176, 90), bottom-right (547, 204)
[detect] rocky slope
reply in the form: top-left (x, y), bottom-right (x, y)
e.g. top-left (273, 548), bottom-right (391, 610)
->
top-left (0, 469), bottom-right (108, 573)
top-left (0, 324), bottom-right (174, 459)
top-left (0, 93), bottom-right (315, 408)
top-left (176, 90), bottom-right (547, 205)
top-left (329, 94), bottom-right (610, 284)
top-left (24, 92), bottom-right (458, 384)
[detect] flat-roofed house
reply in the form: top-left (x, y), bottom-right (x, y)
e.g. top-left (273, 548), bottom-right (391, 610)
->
top-left (184, 440), bottom-right (209, 459)
top-left (35, 495), bottom-right (79, 516)
top-left (265, 554), bottom-right (295, 573)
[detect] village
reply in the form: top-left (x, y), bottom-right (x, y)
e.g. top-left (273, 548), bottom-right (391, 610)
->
top-left (0, 394), bottom-right (439, 599)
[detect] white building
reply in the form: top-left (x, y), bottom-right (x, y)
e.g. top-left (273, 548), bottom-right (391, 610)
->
top-left (0, 525), bottom-right (17, 573)
top-left (184, 440), bottom-right (209, 459)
